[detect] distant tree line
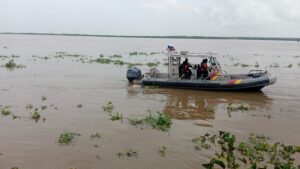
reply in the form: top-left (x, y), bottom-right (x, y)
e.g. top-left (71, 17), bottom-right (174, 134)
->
top-left (1, 32), bottom-right (299, 41)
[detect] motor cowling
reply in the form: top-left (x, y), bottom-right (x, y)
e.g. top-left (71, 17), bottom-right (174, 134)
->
top-left (126, 67), bottom-right (142, 82)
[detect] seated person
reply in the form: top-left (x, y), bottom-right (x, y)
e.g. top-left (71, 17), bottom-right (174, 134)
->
top-left (199, 59), bottom-right (209, 80)
top-left (180, 58), bottom-right (193, 79)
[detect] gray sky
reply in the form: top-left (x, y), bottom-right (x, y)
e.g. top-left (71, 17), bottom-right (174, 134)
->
top-left (1, 0), bottom-right (300, 37)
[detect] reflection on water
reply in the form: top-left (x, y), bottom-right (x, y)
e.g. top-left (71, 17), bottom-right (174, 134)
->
top-left (128, 85), bottom-right (273, 120)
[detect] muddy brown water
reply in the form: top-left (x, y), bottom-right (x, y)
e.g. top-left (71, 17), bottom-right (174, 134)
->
top-left (0, 34), bottom-right (300, 169)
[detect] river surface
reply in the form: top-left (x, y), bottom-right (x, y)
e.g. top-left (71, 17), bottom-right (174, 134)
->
top-left (0, 34), bottom-right (300, 169)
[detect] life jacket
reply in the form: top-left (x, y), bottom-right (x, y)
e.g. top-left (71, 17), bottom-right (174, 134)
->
top-left (210, 68), bottom-right (220, 80)
top-left (183, 63), bottom-right (189, 72)
top-left (201, 63), bottom-right (208, 71)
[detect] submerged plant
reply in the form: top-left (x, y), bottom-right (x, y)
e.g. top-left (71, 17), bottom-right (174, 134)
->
top-left (58, 132), bottom-right (74, 145)
top-left (117, 149), bottom-right (138, 158)
top-left (2, 59), bottom-right (25, 70)
top-left (128, 111), bottom-right (172, 132)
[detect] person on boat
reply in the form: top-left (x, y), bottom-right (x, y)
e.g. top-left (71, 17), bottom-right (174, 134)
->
top-left (199, 59), bottom-right (209, 80)
top-left (180, 58), bottom-right (193, 79)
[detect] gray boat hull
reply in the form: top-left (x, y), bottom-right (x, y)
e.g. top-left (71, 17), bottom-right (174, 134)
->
top-left (142, 74), bottom-right (276, 91)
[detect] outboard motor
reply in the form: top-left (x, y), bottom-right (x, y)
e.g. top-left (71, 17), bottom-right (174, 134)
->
top-left (126, 67), bottom-right (142, 82)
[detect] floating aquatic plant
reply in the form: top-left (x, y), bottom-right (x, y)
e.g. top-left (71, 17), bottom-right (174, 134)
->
top-left (91, 132), bottom-right (102, 139)
top-left (1, 107), bottom-right (11, 116)
top-left (2, 59), bottom-right (25, 70)
top-left (241, 63), bottom-right (250, 67)
top-left (31, 108), bottom-right (41, 122)
top-left (26, 104), bottom-right (33, 110)
top-left (77, 104), bottom-right (82, 108)
top-left (117, 149), bottom-right (138, 158)
top-left (158, 146), bottom-right (167, 157)
top-left (127, 63), bottom-right (143, 68)
top-left (146, 62), bottom-right (160, 67)
top-left (41, 105), bottom-right (47, 110)
top-left (110, 112), bottom-right (123, 121)
top-left (129, 51), bottom-right (138, 56)
top-left (103, 101), bottom-right (114, 112)
top-left (58, 132), bottom-right (74, 145)
top-left (128, 111), bottom-right (172, 132)
top-left (194, 131), bottom-right (300, 169)
top-left (227, 103), bottom-right (250, 113)
top-left (41, 95), bottom-right (47, 101)
top-left (113, 59), bottom-right (124, 65)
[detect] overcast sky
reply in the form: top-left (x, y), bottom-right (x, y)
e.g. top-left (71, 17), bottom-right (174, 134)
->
top-left (1, 0), bottom-right (300, 37)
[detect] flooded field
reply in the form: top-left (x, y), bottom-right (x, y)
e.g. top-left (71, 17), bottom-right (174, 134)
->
top-left (0, 34), bottom-right (300, 169)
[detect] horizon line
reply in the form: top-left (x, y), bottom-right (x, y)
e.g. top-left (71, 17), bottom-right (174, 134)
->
top-left (1, 32), bottom-right (300, 41)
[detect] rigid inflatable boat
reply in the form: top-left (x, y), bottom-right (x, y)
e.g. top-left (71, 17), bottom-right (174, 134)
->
top-left (126, 51), bottom-right (276, 91)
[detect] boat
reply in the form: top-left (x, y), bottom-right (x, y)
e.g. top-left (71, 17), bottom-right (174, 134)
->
top-left (126, 50), bottom-right (277, 91)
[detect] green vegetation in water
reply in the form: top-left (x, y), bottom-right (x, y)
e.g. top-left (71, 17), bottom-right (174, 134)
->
top-left (287, 64), bottom-right (293, 68)
top-left (195, 131), bottom-right (300, 169)
top-left (41, 105), bottom-right (47, 110)
top-left (110, 54), bottom-right (122, 58)
top-left (103, 101), bottom-right (114, 112)
top-left (91, 132), bottom-right (102, 139)
top-left (113, 59), bottom-right (124, 65)
top-left (117, 149), bottom-right (138, 158)
top-left (241, 63), bottom-right (250, 67)
top-left (31, 108), bottom-right (41, 122)
top-left (2, 59), bottom-right (25, 70)
top-left (138, 52), bottom-right (148, 56)
top-left (41, 95), bottom-right (47, 101)
top-left (77, 104), bottom-right (82, 108)
top-left (11, 167), bottom-right (19, 169)
top-left (26, 104), bottom-right (33, 110)
top-left (1, 107), bottom-right (11, 116)
top-left (233, 63), bottom-right (239, 67)
top-left (58, 132), bottom-right (74, 145)
top-left (94, 58), bottom-right (112, 64)
top-left (158, 146), bottom-right (167, 157)
top-left (127, 63), bottom-right (143, 68)
top-left (109, 112), bottom-right (123, 121)
top-left (192, 133), bottom-right (217, 150)
top-left (270, 63), bottom-right (280, 68)
top-left (150, 52), bottom-right (160, 55)
top-left (128, 111), bottom-right (172, 132)
top-left (227, 103), bottom-right (250, 113)
top-left (146, 62), bottom-right (160, 67)
top-left (129, 51), bottom-right (138, 56)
